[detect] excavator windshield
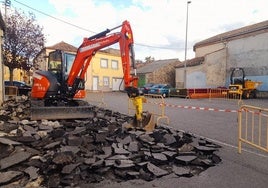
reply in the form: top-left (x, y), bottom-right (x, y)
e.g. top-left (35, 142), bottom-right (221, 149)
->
top-left (65, 53), bottom-right (76, 76)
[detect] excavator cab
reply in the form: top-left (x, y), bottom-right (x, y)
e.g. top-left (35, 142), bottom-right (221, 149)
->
top-left (47, 50), bottom-right (85, 99)
top-left (48, 50), bottom-right (68, 84)
top-left (32, 50), bottom-right (86, 106)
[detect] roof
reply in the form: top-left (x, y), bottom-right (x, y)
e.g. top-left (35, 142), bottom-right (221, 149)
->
top-left (100, 48), bottom-right (120, 56)
top-left (175, 56), bottom-right (204, 68)
top-left (137, 59), bottom-right (179, 74)
top-left (46, 41), bottom-right (77, 52)
top-left (194, 20), bottom-right (268, 51)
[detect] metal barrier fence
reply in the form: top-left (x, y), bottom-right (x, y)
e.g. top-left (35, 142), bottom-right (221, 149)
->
top-left (209, 88), bottom-right (243, 105)
top-left (238, 105), bottom-right (268, 153)
top-left (128, 94), bottom-right (169, 125)
top-left (209, 88), bottom-right (228, 99)
top-left (86, 90), bottom-right (107, 107)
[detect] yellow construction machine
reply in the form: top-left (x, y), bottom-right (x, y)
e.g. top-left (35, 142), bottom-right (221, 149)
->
top-left (228, 68), bottom-right (262, 99)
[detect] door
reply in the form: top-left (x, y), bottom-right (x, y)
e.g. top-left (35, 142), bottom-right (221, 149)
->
top-left (138, 74), bottom-right (145, 87)
top-left (93, 76), bottom-right (98, 91)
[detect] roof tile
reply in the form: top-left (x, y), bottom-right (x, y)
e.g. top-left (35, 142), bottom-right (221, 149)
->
top-left (47, 41), bottom-right (77, 52)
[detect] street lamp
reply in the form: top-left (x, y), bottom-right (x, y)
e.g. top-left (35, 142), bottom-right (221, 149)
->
top-left (184, 1), bottom-right (191, 88)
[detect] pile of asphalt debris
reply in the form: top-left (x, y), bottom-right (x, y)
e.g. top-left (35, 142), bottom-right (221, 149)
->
top-left (0, 98), bottom-right (222, 187)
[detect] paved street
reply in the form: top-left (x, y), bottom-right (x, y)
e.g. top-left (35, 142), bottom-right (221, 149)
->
top-left (86, 92), bottom-right (268, 188)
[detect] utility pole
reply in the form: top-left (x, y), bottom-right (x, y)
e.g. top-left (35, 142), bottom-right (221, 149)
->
top-left (4, 0), bottom-right (11, 18)
top-left (184, 1), bottom-right (191, 88)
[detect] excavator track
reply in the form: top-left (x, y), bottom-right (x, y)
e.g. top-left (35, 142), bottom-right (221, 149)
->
top-left (30, 100), bottom-right (95, 120)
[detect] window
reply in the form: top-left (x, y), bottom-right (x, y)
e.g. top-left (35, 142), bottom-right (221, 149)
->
top-left (103, 77), bottom-right (109, 86)
top-left (111, 60), bottom-right (118, 69)
top-left (100, 58), bottom-right (108, 68)
top-left (64, 53), bottom-right (75, 75)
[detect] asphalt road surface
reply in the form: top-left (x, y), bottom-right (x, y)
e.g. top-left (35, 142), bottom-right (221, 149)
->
top-left (86, 92), bottom-right (268, 188)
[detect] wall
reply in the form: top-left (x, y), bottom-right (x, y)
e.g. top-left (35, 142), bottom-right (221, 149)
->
top-left (0, 29), bottom-right (3, 104)
top-left (195, 43), bottom-right (225, 57)
top-left (175, 68), bottom-right (184, 88)
top-left (4, 66), bottom-right (31, 84)
top-left (176, 47), bottom-right (227, 88)
top-left (145, 62), bottom-right (177, 87)
top-left (205, 49), bottom-right (226, 87)
top-left (226, 32), bottom-right (268, 91)
top-left (186, 64), bottom-right (206, 88)
top-left (34, 49), bottom-right (48, 70)
top-left (85, 51), bottom-right (123, 91)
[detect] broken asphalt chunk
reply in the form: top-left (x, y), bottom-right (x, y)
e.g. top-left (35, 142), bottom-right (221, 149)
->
top-left (175, 155), bottom-right (197, 165)
top-left (151, 153), bottom-right (168, 162)
top-left (0, 171), bottom-right (23, 186)
top-left (114, 159), bottom-right (135, 168)
top-left (128, 141), bottom-right (140, 152)
top-left (44, 141), bottom-right (61, 149)
top-left (52, 151), bottom-right (74, 165)
top-left (162, 151), bottom-right (177, 158)
top-left (146, 162), bottom-right (169, 177)
top-left (24, 166), bottom-right (39, 180)
top-left (0, 137), bottom-right (22, 146)
top-left (195, 145), bottom-right (218, 153)
top-left (163, 133), bottom-right (177, 145)
top-left (61, 163), bottom-right (80, 174)
top-left (173, 165), bottom-right (191, 177)
top-left (112, 143), bottom-right (130, 155)
top-left (0, 151), bottom-right (32, 170)
top-left (139, 133), bottom-right (155, 144)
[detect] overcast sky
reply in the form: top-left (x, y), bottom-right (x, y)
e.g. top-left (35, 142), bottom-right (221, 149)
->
top-left (3, 0), bottom-right (268, 61)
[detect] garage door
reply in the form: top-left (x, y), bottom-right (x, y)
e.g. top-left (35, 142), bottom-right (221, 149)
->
top-left (112, 78), bottom-right (124, 91)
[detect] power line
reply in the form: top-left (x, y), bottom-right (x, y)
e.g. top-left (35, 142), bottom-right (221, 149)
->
top-left (135, 42), bottom-right (189, 50)
top-left (13, 0), bottom-right (96, 33)
top-left (12, 0), bottom-right (187, 51)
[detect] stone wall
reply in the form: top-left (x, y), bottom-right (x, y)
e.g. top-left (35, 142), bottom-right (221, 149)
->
top-left (146, 62), bottom-right (177, 87)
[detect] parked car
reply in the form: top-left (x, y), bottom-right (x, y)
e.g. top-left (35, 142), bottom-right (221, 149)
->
top-left (139, 83), bottom-right (155, 94)
top-left (148, 84), bottom-right (172, 98)
top-left (4, 81), bottom-right (32, 96)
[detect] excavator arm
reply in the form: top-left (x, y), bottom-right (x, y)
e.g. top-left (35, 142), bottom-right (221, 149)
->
top-left (64, 20), bottom-right (144, 123)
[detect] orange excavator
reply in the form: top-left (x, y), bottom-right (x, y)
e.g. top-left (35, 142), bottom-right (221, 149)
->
top-left (31, 20), bottom-right (153, 130)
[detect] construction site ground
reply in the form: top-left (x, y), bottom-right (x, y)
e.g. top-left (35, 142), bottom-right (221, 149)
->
top-left (87, 91), bottom-right (268, 188)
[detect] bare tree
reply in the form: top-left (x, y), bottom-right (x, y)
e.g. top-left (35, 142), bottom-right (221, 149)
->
top-left (145, 56), bottom-right (155, 63)
top-left (3, 9), bottom-right (45, 82)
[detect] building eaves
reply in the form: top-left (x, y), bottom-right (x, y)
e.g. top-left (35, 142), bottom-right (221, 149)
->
top-left (137, 58), bottom-right (180, 74)
top-left (193, 20), bottom-right (268, 51)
